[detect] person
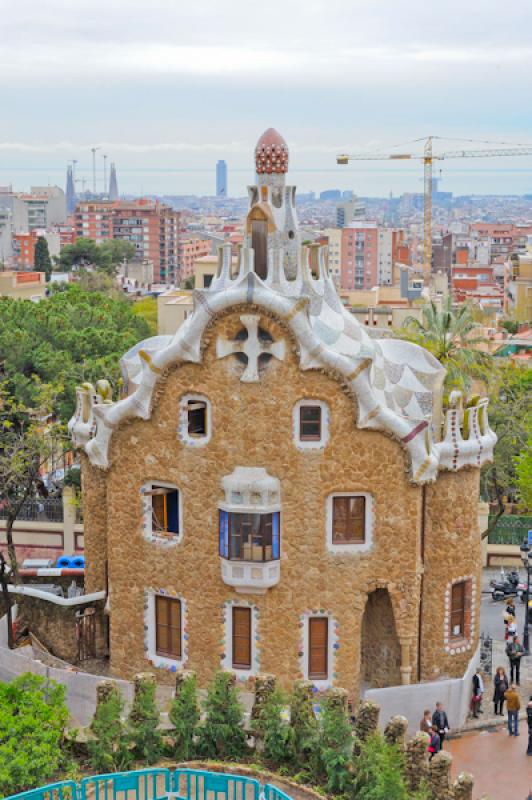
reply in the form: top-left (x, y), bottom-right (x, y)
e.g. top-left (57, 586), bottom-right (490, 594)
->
top-left (504, 600), bottom-right (516, 640)
top-left (432, 702), bottom-right (450, 748)
top-left (507, 617), bottom-right (517, 640)
top-left (506, 635), bottom-right (524, 685)
top-left (427, 725), bottom-right (440, 761)
top-left (419, 709), bottom-right (432, 735)
top-left (527, 695), bottom-right (532, 756)
top-left (471, 669), bottom-right (484, 718)
top-left (493, 666), bottom-right (509, 716)
top-left (504, 683), bottom-right (521, 736)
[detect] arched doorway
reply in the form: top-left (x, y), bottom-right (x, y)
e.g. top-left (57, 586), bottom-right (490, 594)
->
top-left (360, 588), bottom-right (401, 688)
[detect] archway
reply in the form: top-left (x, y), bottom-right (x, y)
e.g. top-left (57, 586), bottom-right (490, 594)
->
top-left (360, 588), bottom-right (401, 688)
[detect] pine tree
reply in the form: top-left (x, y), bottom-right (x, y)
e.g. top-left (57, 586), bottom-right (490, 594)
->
top-left (168, 674), bottom-right (200, 761)
top-left (318, 695), bottom-right (353, 794)
top-left (88, 687), bottom-right (132, 772)
top-left (127, 678), bottom-right (163, 765)
top-left (251, 688), bottom-right (294, 767)
top-left (196, 672), bottom-right (247, 760)
top-left (34, 237), bottom-right (52, 282)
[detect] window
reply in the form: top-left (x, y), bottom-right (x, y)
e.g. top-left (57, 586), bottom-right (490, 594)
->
top-left (308, 617), bottom-right (328, 679)
top-left (187, 400), bottom-right (207, 436)
top-left (147, 485), bottom-right (179, 535)
top-left (450, 579), bottom-right (472, 640)
top-left (332, 496), bottom-right (365, 544)
top-left (219, 511), bottom-right (280, 562)
top-left (155, 595), bottom-right (181, 659)
top-left (299, 405), bottom-right (321, 440)
top-left (232, 607), bottom-right (251, 669)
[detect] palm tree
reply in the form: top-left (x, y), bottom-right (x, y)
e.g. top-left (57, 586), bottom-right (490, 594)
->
top-left (400, 297), bottom-right (491, 390)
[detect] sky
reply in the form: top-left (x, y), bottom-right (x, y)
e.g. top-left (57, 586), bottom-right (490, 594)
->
top-left (2, 0), bottom-right (532, 198)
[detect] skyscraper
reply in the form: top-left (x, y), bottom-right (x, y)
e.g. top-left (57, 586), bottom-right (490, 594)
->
top-left (109, 163), bottom-right (119, 201)
top-left (216, 160), bottom-right (227, 197)
top-left (66, 164), bottom-right (76, 214)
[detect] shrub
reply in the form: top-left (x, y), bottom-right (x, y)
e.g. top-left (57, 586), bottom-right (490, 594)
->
top-left (351, 734), bottom-right (428, 800)
top-left (0, 673), bottom-right (69, 795)
top-left (251, 688), bottom-right (294, 767)
top-left (318, 696), bottom-right (353, 794)
top-left (168, 674), bottom-right (200, 761)
top-left (196, 672), bottom-right (247, 760)
top-left (289, 682), bottom-right (319, 768)
top-left (127, 678), bottom-right (163, 764)
top-left (88, 686), bottom-right (132, 772)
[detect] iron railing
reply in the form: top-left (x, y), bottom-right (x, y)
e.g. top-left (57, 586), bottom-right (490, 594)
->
top-left (0, 498), bottom-right (64, 523)
top-left (487, 515), bottom-right (532, 545)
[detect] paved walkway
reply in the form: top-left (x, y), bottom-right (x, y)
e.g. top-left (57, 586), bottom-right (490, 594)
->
top-left (448, 728), bottom-right (532, 800)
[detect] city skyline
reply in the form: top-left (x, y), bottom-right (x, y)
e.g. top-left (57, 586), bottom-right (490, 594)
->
top-left (2, 1), bottom-right (532, 196)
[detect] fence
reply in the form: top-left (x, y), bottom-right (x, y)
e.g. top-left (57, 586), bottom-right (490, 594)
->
top-left (6, 769), bottom-right (284, 800)
top-left (487, 514), bottom-right (532, 546)
top-left (0, 498), bottom-right (64, 524)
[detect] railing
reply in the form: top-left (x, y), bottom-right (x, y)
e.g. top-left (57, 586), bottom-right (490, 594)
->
top-left (0, 498), bottom-right (64, 523)
top-left (5, 769), bottom-right (285, 800)
top-left (487, 514), bottom-right (532, 545)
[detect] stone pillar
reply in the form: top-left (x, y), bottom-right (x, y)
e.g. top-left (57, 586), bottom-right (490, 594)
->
top-left (383, 715), bottom-right (408, 747)
top-left (62, 486), bottom-right (77, 554)
top-left (427, 750), bottom-right (454, 800)
top-left (404, 732), bottom-right (429, 793)
top-left (353, 700), bottom-right (380, 743)
top-left (399, 638), bottom-right (412, 685)
top-left (175, 669), bottom-right (196, 696)
top-left (290, 680), bottom-right (315, 728)
top-left (251, 673), bottom-right (276, 723)
top-left (327, 687), bottom-right (348, 711)
top-left (96, 679), bottom-right (121, 706)
top-left (134, 672), bottom-right (156, 699)
top-left (452, 773), bottom-right (474, 800)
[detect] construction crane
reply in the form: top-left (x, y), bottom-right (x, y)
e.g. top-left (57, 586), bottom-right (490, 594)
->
top-left (337, 136), bottom-right (532, 277)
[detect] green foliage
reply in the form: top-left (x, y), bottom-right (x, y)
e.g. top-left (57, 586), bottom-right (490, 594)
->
top-left (501, 319), bottom-right (519, 335)
top-left (0, 285), bottom-right (151, 421)
top-left (168, 674), bottom-right (200, 761)
top-left (58, 237), bottom-right (135, 275)
top-left (34, 237), bottom-right (52, 281)
top-left (183, 276), bottom-right (195, 289)
top-left (132, 297), bottom-right (158, 336)
top-left (515, 420), bottom-right (532, 511)
top-left (196, 672), bottom-right (247, 760)
top-left (88, 688), bottom-right (132, 773)
top-left (317, 698), bottom-right (353, 794)
top-left (0, 673), bottom-right (69, 795)
top-left (289, 684), bottom-right (319, 766)
top-left (127, 679), bottom-right (163, 765)
top-left (399, 296), bottom-right (491, 390)
top-left (251, 689), bottom-right (295, 767)
top-left (351, 734), bottom-right (428, 800)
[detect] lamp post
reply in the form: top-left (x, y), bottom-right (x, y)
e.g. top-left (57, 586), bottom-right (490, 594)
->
top-left (519, 537), bottom-right (532, 655)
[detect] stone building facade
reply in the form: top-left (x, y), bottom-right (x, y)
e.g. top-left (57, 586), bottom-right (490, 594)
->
top-left (71, 130), bottom-right (496, 697)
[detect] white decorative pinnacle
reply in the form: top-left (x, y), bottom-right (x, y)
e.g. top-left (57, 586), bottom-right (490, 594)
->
top-left (216, 314), bottom-right (285, 382)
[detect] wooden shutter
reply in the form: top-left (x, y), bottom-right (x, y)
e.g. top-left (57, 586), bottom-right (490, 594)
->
top-left (155, 596), bottom-right (181, 659)
top-left (232, 607), bottom-right (251, 669)
top-left (332, 496), bottom-right (365, 544)
top-left (308, 617), bottom-right (328, 679)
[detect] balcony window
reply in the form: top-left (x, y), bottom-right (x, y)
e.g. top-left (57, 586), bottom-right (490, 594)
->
top-left (219, 511), bottom-right (280, 562)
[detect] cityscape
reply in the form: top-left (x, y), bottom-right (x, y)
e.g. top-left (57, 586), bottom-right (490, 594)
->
top-left (0, 3), bottom-right (531, 800)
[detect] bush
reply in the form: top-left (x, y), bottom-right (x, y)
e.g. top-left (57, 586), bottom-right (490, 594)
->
top-left (127, 678), bottom-right (163, 765)
top-left (196, 672), bottom-right (247, 760)
top-left (251, 688), bottom-right (294, 767)
top-left (289, 682), bottom-right (319, 769)
top-left (0, 673), bottom-right (69, 795)
top-left (318, 696), bottom-right (353, 794)
top-left (168, 674), bottom-right (200, 761)
top-left (88, 686), bottom-right (132, 773)
top-left (351, 734), bottom-right (428, 800)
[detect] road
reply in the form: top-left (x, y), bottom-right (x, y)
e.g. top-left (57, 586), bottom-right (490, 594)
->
top-left (480, 591), bottom-right (527, 642)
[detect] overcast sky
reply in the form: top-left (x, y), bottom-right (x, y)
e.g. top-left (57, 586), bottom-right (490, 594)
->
top-left (2, 0), bottom-right (532, 197)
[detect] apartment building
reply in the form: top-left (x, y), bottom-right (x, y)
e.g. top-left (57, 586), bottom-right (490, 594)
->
top-left (0, 186), bottom-right (66, 233)
top-left (177, 236), bottom-right (212, 282)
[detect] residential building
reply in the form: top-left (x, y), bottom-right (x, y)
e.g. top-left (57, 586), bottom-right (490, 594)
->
top-left (0, 270), bottom-right (46, 301)
top-left (216, 161), bottom-right (228, 197)
top-left (0, 207), bottom-right (12, 262)
top-left (451, 264), bottom-right (503, 309)
top-left (341, 222), bottom-right (378, 289)
top-left (72, 130), bottom-right (495, 711)
top-left (12, 230), bottom-right (60, 269)
top-left (336, 196), bottom-right (366, 228)
top-left (505, 246), bottom-right (532, 322)
top-left (0, 186), bottom-right (67, 233)
top-left (323, 228), bottom-right (342, 285)
top-left (74, 199), bottom-right (180, 282)
top-left (177, 236), bottom-right (212, 282)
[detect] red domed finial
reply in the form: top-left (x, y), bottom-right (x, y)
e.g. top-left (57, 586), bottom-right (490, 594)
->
top-left (255, 128), bottom-right (289, 175)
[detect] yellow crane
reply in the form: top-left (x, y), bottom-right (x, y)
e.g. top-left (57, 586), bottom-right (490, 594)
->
top-left (337, 136), bottom-right (532, 277)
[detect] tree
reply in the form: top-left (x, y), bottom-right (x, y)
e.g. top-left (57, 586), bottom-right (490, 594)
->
top-left (132, 297), bottom-right (158, 335)
top-left (168, 674), bottom-right (200, 761)
top-left (58, 238), bottom-right (101, 271)
top-left (58, 238), bottom-right (136, 277)
top-left (127, 677), bottom-right (163, 765)
top-left (0, 382), bottom-right (65, 590)
top-left (351, 734), bottom-right (428, 800)
top-left (400, 297), bottom-right (490, 390)
top-left (196, 672), bottom-right (247, 760)
top-left (88, 686), bottom-right (132, 773)
top-left (515, 419), bottom-right (532, 511)
top-left (34, 237), bottom-right (52, 282)
top-left (318, 696), bottom-right (353, 794)
top-left (98, 239), bottom-right (136, 275)
top-left (0, 673), bottom-right (69, 796)
top-left (250, 688), bottom-right (294, 767)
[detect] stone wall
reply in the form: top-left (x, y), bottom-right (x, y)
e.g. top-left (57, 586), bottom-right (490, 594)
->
top-left (16, 597), bottom-right (105, 662)
top-left (84, 307), bottom-right (481, 695)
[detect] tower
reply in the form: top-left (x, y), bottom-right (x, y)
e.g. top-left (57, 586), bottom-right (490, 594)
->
top-left (109, 163), bottom-right (119, 201)
top-left (216, 160), bottom-right (227, 197)
top-left (66, 164), bottom-right (76, 214)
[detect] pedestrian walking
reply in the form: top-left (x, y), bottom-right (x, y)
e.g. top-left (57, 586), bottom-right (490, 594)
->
top-left (504, 600), bottom-right (516, 640)
top-left (527, 695), bottom-right (532, 756)
top-left (432, 702), bottom-right (450, 748)
top-left (504, 683), bottom-right (521, 736)
top-left (419, 709), bottom-right (432, 735)
top-left (493, 666), bottom-right (509, 716)
top-left (471, 668), bottom-right (484, 718)
top-left (427, 725), bottom-right (441, 761)
top-left (506, 635), bottom-right (524, 685)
